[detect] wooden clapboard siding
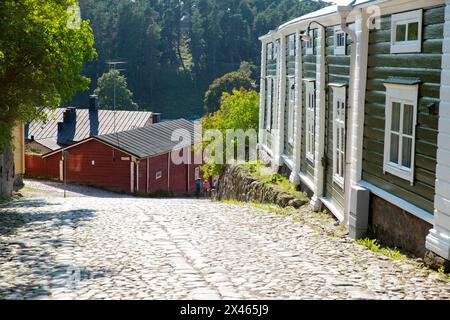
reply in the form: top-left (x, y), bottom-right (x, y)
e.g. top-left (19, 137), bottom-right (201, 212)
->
top-left (322, 25), bottom-right (352, 211)
top-left (362, 5), bottom-right (444, 214)
top-left (284, 33), bottom-right (296, 159)
top-left (300, 29), bottom-right (317, 181)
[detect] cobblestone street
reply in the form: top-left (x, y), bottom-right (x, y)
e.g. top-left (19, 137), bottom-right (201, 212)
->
top-left (0, 180), bottom-right (449, 300)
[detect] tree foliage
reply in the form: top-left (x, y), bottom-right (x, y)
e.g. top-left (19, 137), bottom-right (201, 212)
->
top-left (73, 0), bottom-right (328, 118)
top-left (94, 70), bottom-right (139, 110)
top-left (201, 88), bottom-right (259, 177)
top-left (203, 61), bottom-right (256, 114)
top-left (0, 0), bottom-right (96, 151)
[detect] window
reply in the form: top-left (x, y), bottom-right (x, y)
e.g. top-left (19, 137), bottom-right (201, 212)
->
top-left (287, 78), bottom-right (295, 145)
top-left (305, 81), bottom-right (315, 162)
top-left (195, 166), bottom-right (200, 180)
top-left (274, 39), bottom-right (280, 61)
top-left (383, 83), bottom-right (418, 184)
top-left (305, 31), bottom-right (313, 55)
top-left (334, 26), bottom-right (346, 55)
top-left (287, 34), bottom-right (296, 56)
top-left (266, 77), bottom-right (274, 131)
top-left (332, 86), bottom-right (346, 187)
top-left (391, 9), bottom-right (422, 53)
top-left (267, 42), bottom-right (274, 61)
top-left (155, 170), bottom-right (162, 180)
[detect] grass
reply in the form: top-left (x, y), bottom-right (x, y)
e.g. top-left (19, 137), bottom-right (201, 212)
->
top-left (242, 161), bottom-right (309, 202)
top-left (221, 199), bottom-right (295, 216)
top-left (356, 237), bottom-right (407, 261)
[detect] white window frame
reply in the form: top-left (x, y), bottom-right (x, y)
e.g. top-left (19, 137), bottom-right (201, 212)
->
top-left (390, 9), bottom-right (422, 54)
top-left (331, 86), bottom-right (346, 188)
top-left (305, 30), bottom-right (313, 55)
top-left (287, 77), bottom-right (295, 145)
top-left (305, 80), bottom-right (315, 162)
top-left (333, 26), bottom-right (346, 56)
top-left (266, 77), bottom-right (274, 131)
top-left (156, 170), bottom-right (162, 180)
top-left (383, 83), bottom-right (418, 184)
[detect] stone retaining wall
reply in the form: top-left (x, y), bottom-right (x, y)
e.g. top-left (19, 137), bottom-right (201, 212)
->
top-left (215, 165), bottom-right (306, 208)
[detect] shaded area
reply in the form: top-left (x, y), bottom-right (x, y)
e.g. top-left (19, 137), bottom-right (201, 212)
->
top-left (0, 203), bottom-right (97, 299)
top-left (24, 179), bottom-right (133, 199)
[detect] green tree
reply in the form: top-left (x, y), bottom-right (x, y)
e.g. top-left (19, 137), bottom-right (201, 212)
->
top-left (0, 0), bottom-right (96, 150)
top-left (94, 69), bottom-right (139, 110)
top-left (201, 88), bottom-right (259, 177)
top-left (203, 62), bottom-right (257, 114)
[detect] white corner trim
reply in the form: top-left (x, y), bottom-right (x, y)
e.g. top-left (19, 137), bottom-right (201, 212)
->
top-left (426, 0), bottom-right (450, 261)
top-left (359, 180), bottom-right (434, 225)
top-left (320, 196), bottom-right (345, 222)
top-left (313, 26), bottom-right (326, 198)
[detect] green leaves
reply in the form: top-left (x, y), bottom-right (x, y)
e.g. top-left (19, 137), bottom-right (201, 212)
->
top-left (0, 0), bottom-right (96, 151)
top-left (93, 69), bottom-right (139, 110)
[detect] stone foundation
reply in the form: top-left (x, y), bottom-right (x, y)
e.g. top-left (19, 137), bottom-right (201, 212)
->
top-left (369, 194), bottom-right (432, 258)
top-left (424, 250), bottom-right (450, 272)
top-left (257, 148), bottom-right (272, 167)
top-left (216, 165), bottom-right (306, 208)
top-left (278, 164), bottom-right (292, 180)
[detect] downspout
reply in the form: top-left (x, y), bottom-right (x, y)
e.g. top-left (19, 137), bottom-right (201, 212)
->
top-left (337, 1), bottom-right (357, 226)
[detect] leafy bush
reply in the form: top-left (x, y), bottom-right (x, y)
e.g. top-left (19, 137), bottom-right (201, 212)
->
top-left (201, 88), bottom-right (259, 178)
top-left (203, 62), bottom-right (257, 114)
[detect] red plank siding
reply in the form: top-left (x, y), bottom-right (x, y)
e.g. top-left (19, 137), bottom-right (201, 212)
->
top-left (62, 139), bottom-right (131, 192)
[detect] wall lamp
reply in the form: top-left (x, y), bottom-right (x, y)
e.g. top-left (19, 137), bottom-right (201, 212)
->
top-left (300, 21), bottom-right (326, 41)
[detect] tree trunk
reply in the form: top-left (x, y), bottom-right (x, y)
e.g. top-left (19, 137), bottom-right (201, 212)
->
top-left (0, 147), bottom-right (14, 198)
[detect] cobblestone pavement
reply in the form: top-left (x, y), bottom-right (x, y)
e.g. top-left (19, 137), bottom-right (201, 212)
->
top-left (0, 179), bottom-right (449, 300)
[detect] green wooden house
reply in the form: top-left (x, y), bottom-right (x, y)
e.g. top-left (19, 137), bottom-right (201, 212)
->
top-left (257, 0), bottom-right (450, 268)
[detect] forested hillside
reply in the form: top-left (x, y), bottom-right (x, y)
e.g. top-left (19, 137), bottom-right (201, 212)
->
top-left (72, 0), bottom-right (329, 118)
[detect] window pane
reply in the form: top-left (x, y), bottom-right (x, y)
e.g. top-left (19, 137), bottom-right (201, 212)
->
top-left (336, 101), bottom-right (340, 119)
top-left (408, 22), bottom-right (419, 41)
top-left (403, 104), bottom-right (414, 135)
top-left (402, 137), bottom-right (412, 168)
top-left (391, 102), bottom-right (401, 132)
top-left (390, 133), bottom-right (399, 163)
top-left (336, 127), bottom-right (340, 149)
top-left (396, 24), bottom-right (406, 42)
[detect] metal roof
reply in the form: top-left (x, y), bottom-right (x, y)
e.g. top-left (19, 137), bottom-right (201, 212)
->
top-left (95, 118), bottom-right (198, 159)
top-left (260, 0), bottom-right (376, 39)
top-left (27, 108), bottom-right (153, 150)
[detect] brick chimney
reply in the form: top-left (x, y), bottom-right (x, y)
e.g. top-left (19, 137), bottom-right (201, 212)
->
top-left (89, 95), bottom-right (99, 136)
top-left (57, 107), bottom-right (77, 145)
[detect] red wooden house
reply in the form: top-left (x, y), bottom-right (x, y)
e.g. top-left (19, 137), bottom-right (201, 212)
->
top-left (31, 119), bottom-right (202, 195)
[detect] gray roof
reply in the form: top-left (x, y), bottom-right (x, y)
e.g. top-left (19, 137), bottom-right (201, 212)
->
top-left (28, 108), bottom-right (153, 151)
top-left (95, 119), bottom-right (198, 159)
